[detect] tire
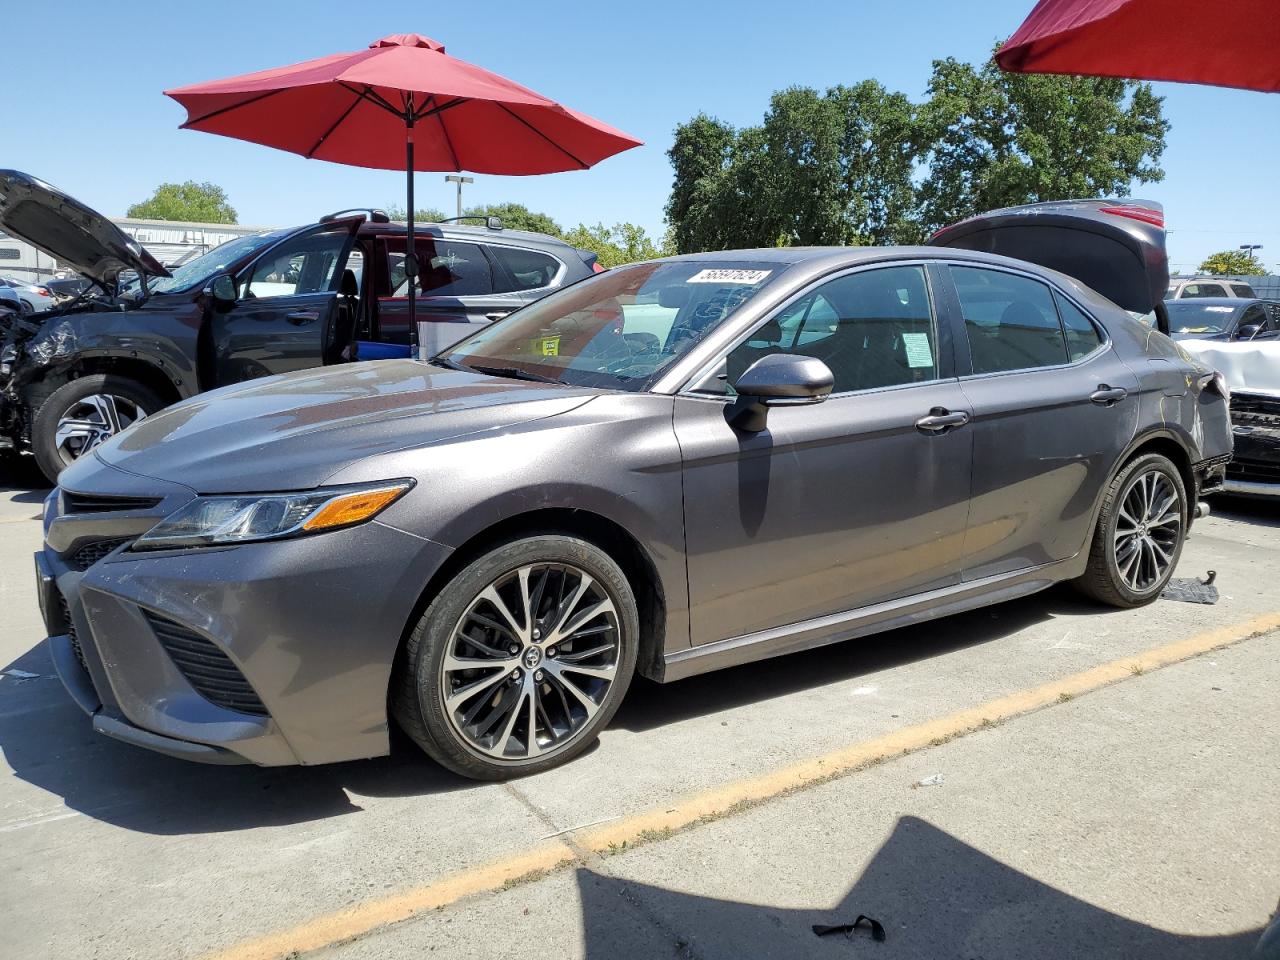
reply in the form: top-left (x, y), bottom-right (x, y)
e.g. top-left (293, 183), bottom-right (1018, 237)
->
top-left (30, 374), bottom-right (165, 483)
top-left (20, 299), bottom-right (34, 314)
top-left (1075, 453), bottom-right (1188, 608)
top-left (393, 535), bottom-right (639, 780)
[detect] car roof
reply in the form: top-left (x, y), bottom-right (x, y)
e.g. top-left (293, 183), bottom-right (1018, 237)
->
top-left (356, 220), bottom-right (576, 251)
top-left (1166, 297), bottom-right (1254, 308)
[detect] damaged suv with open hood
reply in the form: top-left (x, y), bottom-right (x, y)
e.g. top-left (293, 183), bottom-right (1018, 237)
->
top-left (0, 170), bottom-right (597, 482)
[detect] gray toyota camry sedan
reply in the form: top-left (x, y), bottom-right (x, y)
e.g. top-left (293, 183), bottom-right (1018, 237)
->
top-left (35, 200), bottom-right (1233, 779)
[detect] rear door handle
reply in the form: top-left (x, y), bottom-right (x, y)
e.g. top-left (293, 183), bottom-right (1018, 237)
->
top-left (915, 408), bottom-right (970, 433)
top-left (485, 311), bottom-right (512, 322)
top-left (1090, 385), bottom-right (1128, 405)
top-left (286, 310), bottom-right (320, 325)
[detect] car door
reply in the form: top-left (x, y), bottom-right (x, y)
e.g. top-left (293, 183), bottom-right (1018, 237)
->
top-left (212, 220), bottom-right (359, 385)
top-left (675, 262), bottom-right (974, 646)
top-left (939, 264), bottom-right (1140, 580)
top-left (372, 235), bottom-right (527, 356)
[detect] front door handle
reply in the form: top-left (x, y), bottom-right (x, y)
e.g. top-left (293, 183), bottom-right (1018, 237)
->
top-left (1090, 384), bottom-right (1128, 405)
top-left (286, 310), bottom-right (319, 325)
top-left (915, 408), bottom-right (970, 433)
top-left (485, 311), bottom-right (512, 322)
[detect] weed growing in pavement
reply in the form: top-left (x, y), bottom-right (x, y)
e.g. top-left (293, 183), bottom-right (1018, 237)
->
top-left (1129, 662), bottom-right (1144, 676)
top-left (1058, 692), bottom-right (1074, 703)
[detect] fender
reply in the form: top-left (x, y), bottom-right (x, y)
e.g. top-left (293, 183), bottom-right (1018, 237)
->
top-left (16, 302), bottom-right (203, 399)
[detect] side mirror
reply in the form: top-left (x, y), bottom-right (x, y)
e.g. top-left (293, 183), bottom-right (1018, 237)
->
top-left (1236, 323), bottom-right (1262, 341)
top-left (486, 216), bottom-right (504, 231)
top-left (726, 353), bottom-right (834, 432)
top-left (204, 273), bottom-right (237, 308)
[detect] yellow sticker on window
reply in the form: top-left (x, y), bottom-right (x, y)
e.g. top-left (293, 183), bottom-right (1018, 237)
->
top-left (533, 336), bottom-right (560, 357)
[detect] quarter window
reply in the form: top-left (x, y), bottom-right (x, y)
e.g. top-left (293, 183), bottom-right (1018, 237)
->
top-left (952, 266), bottom-right (1067, 373)
top-left (721, 265), bottom-right (940, 394)
top-left (490, 246), bottom-right (561, 292)
top-left (1054, 292), bottom-right (1103, 361)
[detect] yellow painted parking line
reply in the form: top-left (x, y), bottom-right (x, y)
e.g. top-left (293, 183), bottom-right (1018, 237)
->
top-left (205, 611), bottom-right (1280, 960)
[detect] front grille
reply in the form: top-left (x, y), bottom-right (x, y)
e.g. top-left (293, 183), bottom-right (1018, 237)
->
top-left (69, 537), bottom-right (130, 572)
top-left (58, 592), bottom-right (88, 674)
top-left (1227, 457), bottom-right (1280, 485)
top-left (1230, 393), bottom-right (1280, 428)
top-left (62, 492), bottom-right (161, 514)
top-left (143, 610), bottom-right (269, 717)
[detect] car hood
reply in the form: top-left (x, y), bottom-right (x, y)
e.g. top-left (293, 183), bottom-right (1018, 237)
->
top-left (92, 360), bottom-right (601, 492)
top-left (0, 170), bottom-right (169, 287)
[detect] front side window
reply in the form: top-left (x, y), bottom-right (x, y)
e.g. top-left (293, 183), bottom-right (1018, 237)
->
top-left (442, 260), bottom-right (782, 391)
top-left (490, 246), bottom-right (561, 292)
top-left (244, 227), bottom-right (351, 300)
top-left (952, 266), bottom-right (1067, 373)
top-left (383, 238), bottom-right (492, 298)
top-left (713, 265), bottom-right (940, 394)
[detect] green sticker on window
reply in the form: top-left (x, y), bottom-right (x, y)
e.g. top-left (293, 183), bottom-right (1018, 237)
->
top-left (901, 332), bottom-right (933, 369)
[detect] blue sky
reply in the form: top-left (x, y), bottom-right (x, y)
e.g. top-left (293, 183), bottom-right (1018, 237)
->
top-left (7, 0), bottom-right (1276, 273)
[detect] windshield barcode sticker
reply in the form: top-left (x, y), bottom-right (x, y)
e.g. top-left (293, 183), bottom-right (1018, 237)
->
top-left (687, 268), bottom-right (772, 285)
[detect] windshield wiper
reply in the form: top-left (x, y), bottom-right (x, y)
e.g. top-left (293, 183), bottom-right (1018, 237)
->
top-left (449, 361), bottom-right (565, 385)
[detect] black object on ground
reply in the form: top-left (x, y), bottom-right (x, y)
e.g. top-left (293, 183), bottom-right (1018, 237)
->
top-left (813, 915), bottom-right (887, 942)
top-left (1160, 570), bottom-right (1219, 604)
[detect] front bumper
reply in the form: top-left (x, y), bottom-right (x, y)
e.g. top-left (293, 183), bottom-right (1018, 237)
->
top-left (39, 468), bottom-right (451, 766)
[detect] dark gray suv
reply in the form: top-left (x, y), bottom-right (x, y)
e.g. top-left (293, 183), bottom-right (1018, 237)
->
top-left (0, 170), bottom-right (597, 482)
top-left (35, 200), bottom-right (1233, 780)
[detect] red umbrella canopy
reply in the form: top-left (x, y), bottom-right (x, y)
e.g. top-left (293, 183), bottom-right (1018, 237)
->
top-left (997, 0), bottom-right (1280, 92)
top-left (164, 33), bottom-right (642, 173)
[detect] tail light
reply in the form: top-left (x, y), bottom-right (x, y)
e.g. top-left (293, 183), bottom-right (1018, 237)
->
top-left (591, 261), bottom-right (606, 274)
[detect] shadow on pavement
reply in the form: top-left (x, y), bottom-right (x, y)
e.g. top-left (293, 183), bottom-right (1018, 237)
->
top-left (1210, 493), bottom-right (1280, 528)
top-left (0, 454), bottom-right (51, 502)
top-left (578, 817), bottom-right (1264, 959)
top-left (616, 585), bottom-right (1115, 733)
top-left (1, 584), bottom-right (1124, 836)
top-left (0, 641), bottom-right (470, 836)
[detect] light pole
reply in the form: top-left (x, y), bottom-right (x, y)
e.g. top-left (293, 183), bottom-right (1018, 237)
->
top-left (444, 175), bottom-right (473, 219)
top-left (1240, 243), bottom-right (1263, 255)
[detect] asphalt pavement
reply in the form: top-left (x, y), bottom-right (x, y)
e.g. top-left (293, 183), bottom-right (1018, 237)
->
top-left (1, 456), bottom-right (1277, 960)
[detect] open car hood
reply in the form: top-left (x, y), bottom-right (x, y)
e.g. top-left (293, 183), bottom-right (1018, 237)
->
top-left (928, 199), bottom-right (1167, 315)
top-left (0, 169), bottom-right (170, 287)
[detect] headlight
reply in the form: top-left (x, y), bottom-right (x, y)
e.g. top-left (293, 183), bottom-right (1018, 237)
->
top-left (133, 480), bottom-right (413, 550)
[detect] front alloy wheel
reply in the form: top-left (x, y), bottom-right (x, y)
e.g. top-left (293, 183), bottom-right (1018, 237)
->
top-left (394, 536), bottom-right (638, 779)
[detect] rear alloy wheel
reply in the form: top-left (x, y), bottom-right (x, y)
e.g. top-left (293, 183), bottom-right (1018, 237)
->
top-left (30, 374), bottom-right (165, 482)
top-left (394, 536), bottom-right (638, 779)
top-left (1077, 453), bottom-right (1187, 608)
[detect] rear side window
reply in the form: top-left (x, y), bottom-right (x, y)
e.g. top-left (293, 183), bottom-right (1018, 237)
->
top-left (1230, 283), bottom-right (1256, 297)
top-left (382, 238), bottom-right (493, 297)
top-left (951, 266), bottom-right (1067, 373)
top-left (490, 246), bottom-right (562, 292)
top-left (1181, 283), bottom-right (1227, 298)
top-left (1054, 292), bottom-right (1103, 361)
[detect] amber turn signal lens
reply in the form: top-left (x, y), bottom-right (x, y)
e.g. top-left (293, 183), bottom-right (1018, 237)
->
top-left (301, 485), bottom-right (408, 531)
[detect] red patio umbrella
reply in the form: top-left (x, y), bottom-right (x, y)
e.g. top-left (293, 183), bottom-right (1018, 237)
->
top-left (997, 0), bottom-right (1280, 92)
top-left (165, 33), bottom-right (641, 351)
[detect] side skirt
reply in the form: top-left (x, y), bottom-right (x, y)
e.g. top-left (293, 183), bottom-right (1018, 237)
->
top-left (660, 557), bottom-right (1085, 683)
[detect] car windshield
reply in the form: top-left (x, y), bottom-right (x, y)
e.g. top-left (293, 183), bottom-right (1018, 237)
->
top-left (144, 231), bottom-right (286, 295)
top-left (1166, 301), bottom-right (1238, 335)
top-left (440, 260), bottom-right (784, 390)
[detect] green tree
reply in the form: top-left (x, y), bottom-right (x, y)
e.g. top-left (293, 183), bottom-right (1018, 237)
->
top-left (917, 55), bottom-right (1168, 234)
top-left (1197, 250), bottom-right (1266, 276)
top-left (127, 181), bottom-right (237, 223)
top-left (562, 222), bottom-right (672, 268)
top-left (666, 83), bottom-right (921, 252)
top-left (384, 203), bottom-right (449, 223)
top-left (461, 202), bottom-right (562, 236)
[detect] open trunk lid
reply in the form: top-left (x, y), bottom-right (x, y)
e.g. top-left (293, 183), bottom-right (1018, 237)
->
top-left (927, 199), bottom-right (1168, 316)
top-left (0, 169), bottom-right (170, 288)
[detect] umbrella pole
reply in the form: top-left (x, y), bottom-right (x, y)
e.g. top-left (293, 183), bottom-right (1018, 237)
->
top-left (406, 119), bottom-right (419, 359)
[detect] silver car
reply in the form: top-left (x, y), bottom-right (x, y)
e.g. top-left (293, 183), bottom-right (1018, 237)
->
top-left (35, 201), bottom-right (1233, 780)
